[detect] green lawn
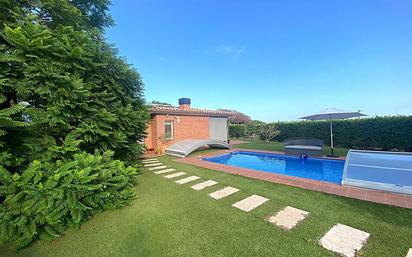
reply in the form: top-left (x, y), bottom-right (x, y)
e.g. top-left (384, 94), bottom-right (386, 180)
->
top-left (2, 155), bottom-right (411, 257)
top-left (233, 140), bottom-right (350, 157)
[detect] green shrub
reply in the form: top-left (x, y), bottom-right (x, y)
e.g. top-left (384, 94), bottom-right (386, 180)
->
top-left (256, 123), bottom-right (280, 141)
top-left (245, 120), bottom-right (265, 138)
top-left (229, 124), bottom-right (246, 138)
top-left (0, 150), bottom-right (137, 248)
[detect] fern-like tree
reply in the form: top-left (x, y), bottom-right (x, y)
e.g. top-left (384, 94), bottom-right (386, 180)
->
top-left (0, 0), bottom-right (149, 163)
top-left (0, 100), bottom-right (29, 137)
top-left (0, 0), bottom-right (149, 248)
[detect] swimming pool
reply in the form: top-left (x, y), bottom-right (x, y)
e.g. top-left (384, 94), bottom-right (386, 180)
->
top-left (203, 151), bottom-right (345, 184)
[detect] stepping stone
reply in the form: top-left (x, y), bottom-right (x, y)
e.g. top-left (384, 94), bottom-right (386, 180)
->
top-left (175, 176), bottom-right (200, 185)
top-left (154, 168), bottom-right (176, 174)
top-left (407, 249), bottom-right (412, 257)
top-left (148, 165), bottom-right (167, 170)
top-left (142, 159), bottom-right (159, 163)
top-left (144, 162), bottom-right (163, 167)
top-left (164, 172), bottom-right (186, 179)
top-left (268, 206), bottom-right (309, 230)
top-left (319, 223), bottom-right (370, 257)
top-left (142, 158), bottom-right (158, 163)
top-left (191, 180), bottom-right (218, 191)
top-left (209, 187), bottom-right (240, 200)
top-left (232, 194), bottom-right (269, 212)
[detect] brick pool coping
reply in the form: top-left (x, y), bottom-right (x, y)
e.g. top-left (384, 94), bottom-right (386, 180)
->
top-left (175, 148), bottom-right (412, 209)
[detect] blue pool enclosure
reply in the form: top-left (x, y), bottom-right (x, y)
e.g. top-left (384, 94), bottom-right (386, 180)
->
top-left (343, 150), bottom-right (412, 195)
top-left (204, 151), bottom-right (345, 184)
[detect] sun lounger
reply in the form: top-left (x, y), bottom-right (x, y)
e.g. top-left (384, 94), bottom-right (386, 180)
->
top-left (283, 138), bottom-right (323, 157)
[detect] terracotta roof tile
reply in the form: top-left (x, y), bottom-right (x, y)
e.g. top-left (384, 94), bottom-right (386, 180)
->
top-left (150, 105), bottom-right (231, 117)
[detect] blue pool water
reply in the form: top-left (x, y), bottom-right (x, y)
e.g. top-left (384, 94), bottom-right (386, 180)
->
top-left (203, 151), bottom-right (345, 184)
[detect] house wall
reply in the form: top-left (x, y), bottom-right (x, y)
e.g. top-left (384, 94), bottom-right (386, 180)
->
top-left (209, 117), bottom-right (228, 141)
top-left (144, 114), bottom-right (211, 151)
top-left (143, 119), bottom-right (156, 150)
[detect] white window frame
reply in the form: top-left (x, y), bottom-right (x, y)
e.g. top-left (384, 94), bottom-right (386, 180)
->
top-left (164, 120), bottom-right (174, 140)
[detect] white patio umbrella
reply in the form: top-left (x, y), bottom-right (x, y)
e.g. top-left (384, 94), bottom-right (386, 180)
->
top-left (299, 108), bottom-right (367, 156)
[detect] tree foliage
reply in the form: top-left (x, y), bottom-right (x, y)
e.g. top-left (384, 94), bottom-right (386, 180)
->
top-left (219, 109), bottom-right (251, 124)
top-left (0, 0), bottom-right (149, 163)
top-left (150, 100), bottom-right (172, 106)
top-left (245, 120), bottom-right (266, 138)
top-left (256, 123), bottom-right (280, 141)
top-left (0, 150), bottom-right (137, 248)
top-left (228, 124), bottom-right (246, 138)
top-left (0, 0), bottom-right (149, 247)
top-left (0, 101), bottom-right (29, 137)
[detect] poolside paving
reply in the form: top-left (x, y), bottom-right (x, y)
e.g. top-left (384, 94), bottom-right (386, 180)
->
top-left (144, 162), bottom-right (163, 167)
top-left (148, 165), bottom-right (167, 170)
top-left (232, 194), bottom-right (269, 212)
top-left (175, 176), bottom-right (201, 185)
top-left (209, 187), bottom-right (240, 200)
top-left (154, 168), bottom-right (176, 174)
top-left (176, 149), bottom-right (412, 209)
top-left (191, 180), bottom-right (218, 191)
top-left (319, 223), bottom-right (370, 257)
top-left (407, 249), bottom-right (412, 257)
top-left (268, 206), bottom-right (309, 230)
top-left (164, 172), bottom-right (186, 179)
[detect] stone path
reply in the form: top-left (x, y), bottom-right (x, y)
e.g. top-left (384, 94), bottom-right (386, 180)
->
top-left (268, 206), bottom-right (309, 230)
top-left (149, 165), bottom-right (167, 170)
top-left (164, 172), bottom-right (187, 179)
top-left (144, 162), bottom-right (163, 167)
top-left (142, 158), bottom-right (158, 163)
top-left (175, 176), bottom-right (201, 185)
top-left (319, 223), bottom-right (370, 257)
top-left (191, 180), bottom-right (218, 191)
top-left (232, 194), bottom-right (269, 212)
top-left (154, 168), bottom-right (176, 174)
top-left (142, 159), bottom-right (160, 163)
top-left (145, 161), bottom-right (378, 257)
top-left (209, 187), bottom-right (240, 200)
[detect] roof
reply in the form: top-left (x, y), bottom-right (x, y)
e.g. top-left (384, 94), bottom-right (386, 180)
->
top-left (150, 105), bottom-right (231, 117)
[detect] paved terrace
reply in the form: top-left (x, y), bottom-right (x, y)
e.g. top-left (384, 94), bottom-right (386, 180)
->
top-left (175, 148), bottom-right (412, 209)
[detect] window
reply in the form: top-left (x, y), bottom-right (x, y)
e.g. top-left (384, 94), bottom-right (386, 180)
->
top-left (164, 120), bottom-right (174, 140)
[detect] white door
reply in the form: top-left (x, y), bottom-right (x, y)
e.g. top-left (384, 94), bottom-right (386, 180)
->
top-left (209, 117), bottom-right (228, 141)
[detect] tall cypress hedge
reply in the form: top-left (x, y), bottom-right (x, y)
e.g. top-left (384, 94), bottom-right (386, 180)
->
top-left (274, 116), bottom-right (412, 151)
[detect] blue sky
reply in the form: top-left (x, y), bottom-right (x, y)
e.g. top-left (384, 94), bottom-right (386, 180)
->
top-left (106, 0), bottom-right (412, 122)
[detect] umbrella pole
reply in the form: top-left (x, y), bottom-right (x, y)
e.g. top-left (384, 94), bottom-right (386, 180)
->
top-left (329, 119), bottom-right (334, 156)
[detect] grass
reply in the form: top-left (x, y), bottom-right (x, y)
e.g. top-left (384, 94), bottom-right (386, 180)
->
top-left (1, 155), bottom-right (411, 257)
top-left (233, 140), bottom-right (350, 157)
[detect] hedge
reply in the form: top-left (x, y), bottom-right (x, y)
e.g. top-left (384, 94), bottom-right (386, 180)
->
top-left (274, 116), bottom-right (412, 151)
top-left (229, 124), bottom-right (246, 138)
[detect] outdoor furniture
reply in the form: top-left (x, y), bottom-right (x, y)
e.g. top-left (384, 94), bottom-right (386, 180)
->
top-left (283, 138), bottom-right (324, 157)
top-left (300, 108), bottom-right (366, 156)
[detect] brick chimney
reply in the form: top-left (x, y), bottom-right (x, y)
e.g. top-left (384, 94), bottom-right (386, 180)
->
top-left (178, 98), bottom-right (191, 110)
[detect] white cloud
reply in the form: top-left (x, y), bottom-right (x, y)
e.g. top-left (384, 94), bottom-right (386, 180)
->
top-left (215, 45), bottom-right (245, 58)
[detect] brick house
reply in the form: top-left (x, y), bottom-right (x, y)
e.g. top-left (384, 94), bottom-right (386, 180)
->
top-left (144, 98), bottom-right (231, 153)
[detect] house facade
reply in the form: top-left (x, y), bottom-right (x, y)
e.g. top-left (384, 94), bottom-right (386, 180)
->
top-left (144, 98), bottom-right (231, 152)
